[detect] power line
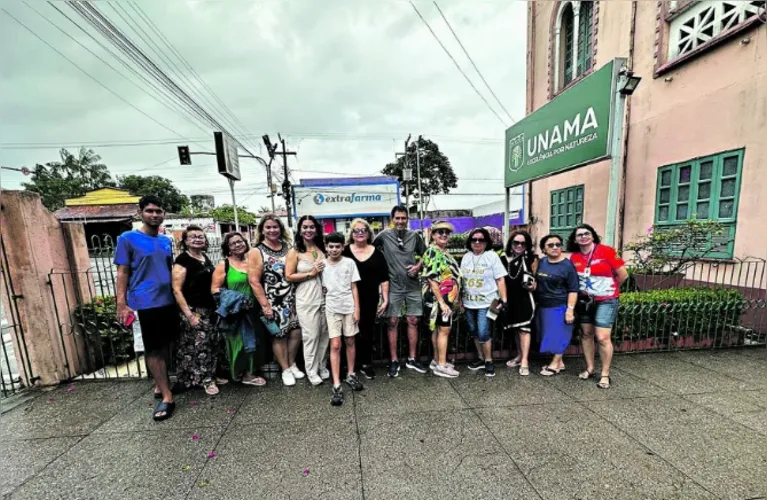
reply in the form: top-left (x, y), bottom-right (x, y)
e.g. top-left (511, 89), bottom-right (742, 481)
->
top-left (408, 1), bottom-right (507, 127)
top-left (432, 1), bottom-right (515, 123)
top-left (0, 7), bottom-right (195, 142)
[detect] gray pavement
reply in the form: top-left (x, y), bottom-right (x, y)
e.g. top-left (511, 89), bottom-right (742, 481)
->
top-left (2, 348), bottom-right (767, 500)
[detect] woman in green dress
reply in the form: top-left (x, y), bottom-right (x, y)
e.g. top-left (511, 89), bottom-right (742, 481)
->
top-left (211, 232), bottom-right (266, 386)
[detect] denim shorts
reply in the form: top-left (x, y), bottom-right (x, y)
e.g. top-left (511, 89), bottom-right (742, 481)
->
top-left (578, 298), bottom-right (619, 329)
top-left (464, 308), bottom-right (492, 344)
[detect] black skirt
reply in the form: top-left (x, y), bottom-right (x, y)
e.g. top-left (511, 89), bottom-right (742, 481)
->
top-left (503, 254), bottom-right (536, 330)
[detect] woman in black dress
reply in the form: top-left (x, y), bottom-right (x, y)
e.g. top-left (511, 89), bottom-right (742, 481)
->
top-left (502, 230), bottom-right (537, 376)
top-left (343, 218), bottom-right (390, 380)
top-left (171, 225), bottom-right (223, 395)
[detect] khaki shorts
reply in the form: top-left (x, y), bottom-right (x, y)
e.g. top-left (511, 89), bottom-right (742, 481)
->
top-left (326, 311), bottom-right (359, 339)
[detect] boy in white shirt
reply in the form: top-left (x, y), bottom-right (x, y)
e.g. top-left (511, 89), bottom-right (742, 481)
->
top-left (323, 232), bottom-right (363, 406)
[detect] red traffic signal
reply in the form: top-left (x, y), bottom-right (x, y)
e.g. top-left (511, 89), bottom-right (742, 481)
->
top-left (177, 145), bottom-right (191, 165)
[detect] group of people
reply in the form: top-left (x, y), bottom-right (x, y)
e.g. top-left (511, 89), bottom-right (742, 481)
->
top-left (115, 196), bottom-right (627, 421)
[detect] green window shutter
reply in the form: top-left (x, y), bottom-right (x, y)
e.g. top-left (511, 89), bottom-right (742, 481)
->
top-left (653, 149), bottom-right (744, 259)
top-left (563, 5), bottom-right (575, 86)
top-left (577, 2), bottom-right (593, 77)
top-left (550, 184), bottom-right (584, 240)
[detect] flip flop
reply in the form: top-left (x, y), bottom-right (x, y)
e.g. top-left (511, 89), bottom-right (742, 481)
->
top-left (578, 369), bottom-right (595, 380)
top-left (597, 375), bottom-right (611, 389)
top-left (242, 377), bottom-right (267, 387)
top-left (204, 383), bottom-right (220, 396)
top-left (506, 358), bottom-right (522, 368)
top-left (153, 401), bottom-right (176, 421)
top-left (540, 366), bottom-right (561, 377)
top-left (518, 366), bottom-right (530, 376)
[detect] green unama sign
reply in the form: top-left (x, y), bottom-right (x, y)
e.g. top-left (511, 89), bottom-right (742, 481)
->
top-left (505, 59), bottom-right (617, 187)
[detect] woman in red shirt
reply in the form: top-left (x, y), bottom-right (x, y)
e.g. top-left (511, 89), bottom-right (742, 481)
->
top-left (567, 224), bottom-right (628, 389)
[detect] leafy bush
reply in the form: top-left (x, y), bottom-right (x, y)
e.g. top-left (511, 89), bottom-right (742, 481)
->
top-left (615, 287), bottom-right (745, 345)
top-left (447, 233), bottom-right (467, 249)
top-left (74, 296), bottom-right (135, 368)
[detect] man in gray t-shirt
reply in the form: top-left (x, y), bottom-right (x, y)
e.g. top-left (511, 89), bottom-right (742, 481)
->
top-left (373, 205), bottom-right (427, 377)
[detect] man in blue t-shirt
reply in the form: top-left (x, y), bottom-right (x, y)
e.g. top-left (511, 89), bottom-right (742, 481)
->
top-left (115, 195), bottom-right (178, 421)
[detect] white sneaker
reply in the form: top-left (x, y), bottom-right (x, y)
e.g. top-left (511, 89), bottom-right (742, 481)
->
top-left (433, 364), bottom-right (459, 378)
top-left (307, 373), bottom-right (323, 386)
top-left (319, 367), bottom-right (331, 380)
top-left (290, 363), bottom-right (305, 380)
top-left (281, 369), bottom-right (296, 387)
top-left (429, 359), bottom-right (455, 371)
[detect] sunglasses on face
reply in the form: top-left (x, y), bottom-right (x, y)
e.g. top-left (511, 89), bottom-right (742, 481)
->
top-left (512, 240), bottom-right (526, 246)
top-left (546, 242), bottom-right (563, 249)
top-left (434, 229), bottom-right (451, 236)
top-left (576, 231), bottom-right (592, 238)
top-left (470, 238), bottom-right (486, 244)
top-left (352, 228), bottom-right (368, 235)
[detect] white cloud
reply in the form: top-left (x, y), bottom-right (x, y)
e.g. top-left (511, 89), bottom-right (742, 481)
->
top-left (0, 0), bottom-right (526, 212)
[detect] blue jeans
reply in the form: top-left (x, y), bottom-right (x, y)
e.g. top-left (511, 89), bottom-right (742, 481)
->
top-left (579, 298), bottom-right (619, 329)
top-left (465, 308), bottom-right (492, 344)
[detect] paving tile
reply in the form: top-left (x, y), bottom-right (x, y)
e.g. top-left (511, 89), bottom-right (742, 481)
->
top-left (232, 379), bottom-right (354, 426)
top-left (537, 366), bottom-right (673, 402)
top-left (0, 437), bottom-right (81, 497)
top-left (358, 409), bottom-right (540, 500)
top-left (615, 354), bottom-right (753, 394)
top-left (95, 384), bottom-right (249, 433)
top-left (591, 396), bottom-right (767, 500)
top-left (352, 373), bottom-right (468, 417)
top-left (0, 381), bottom-right (147, 440)
top-left (478, 404), bottom-right (716, 500)
top-left (448, 366), bottom-right (571, 408)
top-left (673, 350), bottom-right (767, 388)
top-left (8, 428), bottom-right (223, 500)
top-left (186, 419), bottom-right (362, 500)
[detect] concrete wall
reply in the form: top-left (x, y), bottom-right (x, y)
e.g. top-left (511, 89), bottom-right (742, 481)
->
top-left (0, 191), bottom-right (92, 386)
top-left (525, 1), bottom-right (767, 257)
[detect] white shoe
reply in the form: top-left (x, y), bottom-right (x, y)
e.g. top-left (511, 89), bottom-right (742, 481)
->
top-left (319, 367), bottom-right (331, 380)
top-left (307, 373), bottom-right (323, 386)
top-left (281, 369), bottom-right (296, 387)
top-left (429, 359), bottom-right (455, 370)
top-left (433, 364), bottom-right (459, 378)
top-left (290, 363), bottom-right (305, 380)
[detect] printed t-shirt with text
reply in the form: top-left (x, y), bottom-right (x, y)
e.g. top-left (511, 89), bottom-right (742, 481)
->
top-left (459, 251), bottom-right (506, 309)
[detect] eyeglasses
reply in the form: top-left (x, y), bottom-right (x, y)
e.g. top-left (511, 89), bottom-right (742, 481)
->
top-left (470, 238), bottom-right (486, 243)
top-left (352, 228), bottom-right (368, 235)
top-left (512, 240), bottom-right (526, 246)
top-left (546, 242), bottom-right (563, 249)
top-left (188, 235), bottom-right (206, 240)
top-left (433, 229), bottom-right (451, 236)
top-left (575, 231), bottom-right (592, 238)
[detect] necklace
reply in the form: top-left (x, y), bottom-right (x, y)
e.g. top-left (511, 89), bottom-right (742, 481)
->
top-left (507, 253), bottom-right (526, 280)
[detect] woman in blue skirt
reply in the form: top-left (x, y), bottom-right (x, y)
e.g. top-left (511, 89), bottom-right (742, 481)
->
top-left (533, 234), bottom-right (579, 376)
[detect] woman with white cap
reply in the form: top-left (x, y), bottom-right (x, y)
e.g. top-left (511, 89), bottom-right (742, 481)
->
top-left (422, 221), bottom-right (462, 378)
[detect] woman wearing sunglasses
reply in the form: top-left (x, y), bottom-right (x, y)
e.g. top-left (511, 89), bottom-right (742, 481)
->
top-left (422, 221), bottom-right (461, 378)
top-left (460, 228), bottom-right (507, 377)
top-left (535, 234), bottom-right (579, 377)
top-left (501, 230), bottom-right (537, 376)
top-left (567, 224), bottom-right (628, 389)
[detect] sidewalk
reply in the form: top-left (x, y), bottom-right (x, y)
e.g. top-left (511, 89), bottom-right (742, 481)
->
top-left (2, 348), bottom-right (767, 500)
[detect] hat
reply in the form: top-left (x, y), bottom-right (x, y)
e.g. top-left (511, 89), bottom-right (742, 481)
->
top-left (431, 220), bottom-right (454, 232)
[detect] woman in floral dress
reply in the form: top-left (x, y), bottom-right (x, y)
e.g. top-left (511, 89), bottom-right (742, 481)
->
top-left (422, 221), bottom-right (462, 378)
top-left (249, 214), bottom-right (304, 387)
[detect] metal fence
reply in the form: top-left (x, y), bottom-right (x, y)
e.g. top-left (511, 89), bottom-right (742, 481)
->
top-left (1, 237), bottom-right (34, 399)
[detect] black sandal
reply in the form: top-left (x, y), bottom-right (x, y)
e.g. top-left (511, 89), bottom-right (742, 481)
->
top-left (578, 369), bottom-right (595, 380)
top-left (153, 401), bottom-right (176, 421)
top-left (540, 366), bottom-right (561, 377)
top-left (597, 375), bottom-right (611, 389)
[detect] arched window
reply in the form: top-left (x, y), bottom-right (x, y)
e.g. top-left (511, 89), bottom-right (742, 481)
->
top-left (553, 1), bottom-right (595, 92)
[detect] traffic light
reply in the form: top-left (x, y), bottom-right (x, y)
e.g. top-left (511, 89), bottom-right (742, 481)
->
top-left (177, 145), bottom-right (191, 165)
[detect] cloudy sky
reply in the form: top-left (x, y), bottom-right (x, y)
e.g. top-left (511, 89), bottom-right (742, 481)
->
top-left (0, 0), bottom-right (526, 213)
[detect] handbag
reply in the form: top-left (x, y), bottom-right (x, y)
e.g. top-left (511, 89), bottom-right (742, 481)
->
top-left (575, 245), bottom-right (598, 316)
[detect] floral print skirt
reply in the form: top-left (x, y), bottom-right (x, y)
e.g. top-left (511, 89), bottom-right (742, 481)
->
top-left (176, 307), bottom-right (219, 388)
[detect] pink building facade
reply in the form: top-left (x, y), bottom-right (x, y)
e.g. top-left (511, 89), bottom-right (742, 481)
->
top-left (523, 1), bottom-right (766, 259)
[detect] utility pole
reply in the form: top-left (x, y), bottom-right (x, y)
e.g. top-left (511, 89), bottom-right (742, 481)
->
top-left (415, 135), bottom-right (426, 233)
top-left (263, 134), bottom-right (297, 228)
top-left (394, 134), bottom-right (412, 216)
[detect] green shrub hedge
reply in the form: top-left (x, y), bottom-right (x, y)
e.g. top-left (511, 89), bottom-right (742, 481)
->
top-left (615, 287), bottom-right (746, 345)
top-left (74, 295), bottom-right (135, 368)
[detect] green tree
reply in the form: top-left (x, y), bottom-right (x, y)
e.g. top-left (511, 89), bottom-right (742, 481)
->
top-left (22, 148), bottom-right (114, 211)
top-left (381, 137), bottom-right (458, 208)
top-left (117, 175), bottom-right (189, 213)
top-left (210, 204), bottom-right (257, 226)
